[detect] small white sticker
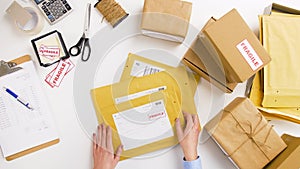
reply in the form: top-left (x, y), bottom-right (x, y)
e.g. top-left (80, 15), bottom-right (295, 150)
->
top-left (236, 39), bottom-right (263, 71)
top-left (130, 60), bottom-right (164, 77)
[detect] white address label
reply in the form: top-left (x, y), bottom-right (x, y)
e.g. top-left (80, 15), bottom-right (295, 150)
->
top-left (236, 39), bottom-right (263, 71)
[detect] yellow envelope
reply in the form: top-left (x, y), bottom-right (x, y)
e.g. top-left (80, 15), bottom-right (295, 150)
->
top-left (249, 71), bottom-right (300, 124)
top-left (249, 16), bottom-right (300, 124)
top-left (91, 72), bottom-right (184, 160)
top-left (120, 53), bottom-right (199, 116)
top-left (261, 15), bottom-right (300, 107)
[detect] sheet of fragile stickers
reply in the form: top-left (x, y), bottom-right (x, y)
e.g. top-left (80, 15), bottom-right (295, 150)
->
top-left (45, 59), bottom-right (74, 88)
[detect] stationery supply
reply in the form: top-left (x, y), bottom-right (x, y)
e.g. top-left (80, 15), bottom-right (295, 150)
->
top-left (6, 1), bottom-right (44, 35)
top-left (0, 55), bottom-right (59, 161)
top-left (69, 3), bottom-right (91, 62)
top-left (205, 97), bottom-right (286, 169)
top-left (183, 9), bottom-right (271, 92)
top-left (265, 134), bottom-right (300, 169)
top-left (94, 0), bottom-right (128, 28)
top-left (120, 53), bottom-right (199, 118)
top-left (141, 0), bottom-right (192, 43)
top-left (44, 58), bottom-right (75, 88)
top-left (91, 72), bottom-right (185, 160)
top-left (31, 0), bottom-right (73, 24)
top-left (249, 4), bottom-right (300, 124)
top-left (0, 60), bottom-right (22, 77)
top-left (31, 30), bottom-right (70, 67)
top-left (3, 87), bottom-right (34, 110)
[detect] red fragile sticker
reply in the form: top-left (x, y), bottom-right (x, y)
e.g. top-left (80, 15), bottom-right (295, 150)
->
top-left (39, 45), bottom-right (60, 60)
top-left (45, 59), bottom-right (75, 88)
top-left (148, 111), bottom-right (166, 121)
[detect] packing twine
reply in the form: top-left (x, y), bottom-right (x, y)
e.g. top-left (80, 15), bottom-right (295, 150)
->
top-left (223, 110), bottom-right (273, 160)
top-left (95, 0), bottom-right (128, 27)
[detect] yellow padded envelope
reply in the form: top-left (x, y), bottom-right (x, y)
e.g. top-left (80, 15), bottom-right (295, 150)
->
top-left (120, 53), bottom-right (199, 116)
top-left (91, 72), bottom-right (184, 160)
top-left (261, 15), bottom-right (300, 107)
top-left (249, 71), bottom-right (300, 124)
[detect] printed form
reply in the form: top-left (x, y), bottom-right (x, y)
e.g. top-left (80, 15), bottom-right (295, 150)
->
top-left (113, 99), bottom-right (173, 151)
top-left (0, 61), bottom-right (58, 157)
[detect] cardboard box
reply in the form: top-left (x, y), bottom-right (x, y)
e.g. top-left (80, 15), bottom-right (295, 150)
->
top-left (264, 3), bottom-right (300, 15)
top-left (141, 0), bottom-right (192, 43)
top-left (183, 17), bottom-right (237, 93)
top-left (264, 134), bottom-right (300, 169)
top-left (200, 9), bottom-right (271, 82)
top-left (183, 40), bottom-right (237, 93)
top-left (205, 97), bottom-right (286, 169)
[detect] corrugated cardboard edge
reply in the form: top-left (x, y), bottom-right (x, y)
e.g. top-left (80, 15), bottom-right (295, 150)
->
top-left (5, 54), bottom-right (60, 161)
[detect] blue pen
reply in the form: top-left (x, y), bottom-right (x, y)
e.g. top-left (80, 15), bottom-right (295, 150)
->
top-left (3, 87), bottom-right (34, 111)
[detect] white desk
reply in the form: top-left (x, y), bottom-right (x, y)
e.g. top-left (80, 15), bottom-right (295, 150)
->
top-left (1, 0), bottom-right (300, 169)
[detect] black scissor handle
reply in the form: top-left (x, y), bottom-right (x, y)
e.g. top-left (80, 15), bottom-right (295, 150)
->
top-left (69, 37), bottom-right (85, 56)
top-left (81, 39), bottom-right (91, 62)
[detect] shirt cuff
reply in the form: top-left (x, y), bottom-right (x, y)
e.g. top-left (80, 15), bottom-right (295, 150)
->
top-left (183, 156), bottom-right (202, 169)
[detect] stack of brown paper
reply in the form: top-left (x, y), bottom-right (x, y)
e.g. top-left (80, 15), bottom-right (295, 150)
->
top-left (264, 134), bottom-right (300, 169)
top-left (183, 9), bottom-right (270, 93)
top-left (205, 97), bottom-right (286, 169)
top-left (141, 0), bottom-right (192, 43)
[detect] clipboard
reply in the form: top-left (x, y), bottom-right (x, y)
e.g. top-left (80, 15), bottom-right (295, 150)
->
top-left (0, 55), bottom-right (59, 161)
top-left (91, 72), bottom-right (184, 160)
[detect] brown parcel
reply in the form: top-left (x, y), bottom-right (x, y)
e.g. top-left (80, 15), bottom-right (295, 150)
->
top-left (264, 134), bottom-right (300, 169)
top-left (205, 97), bottom-right (286, 169)
top-left (141, 0), bottom-right (192, 42)
top-left (183, 40), bottom-right (238, 93)
top-left (183, 17), bottom-right (238, 93)
top-left (200, 9), bottom-right (271, 83)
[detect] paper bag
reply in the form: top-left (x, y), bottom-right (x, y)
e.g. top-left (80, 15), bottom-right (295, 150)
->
top-left (205, 97), bottom-right (286, 169)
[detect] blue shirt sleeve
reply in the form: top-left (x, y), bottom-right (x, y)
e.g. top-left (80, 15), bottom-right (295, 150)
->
top-left (183, 156), bottom-right (202, 169)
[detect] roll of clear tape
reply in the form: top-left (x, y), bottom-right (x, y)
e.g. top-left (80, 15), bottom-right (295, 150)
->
top-left (13, 7), bottom-right (43, 35)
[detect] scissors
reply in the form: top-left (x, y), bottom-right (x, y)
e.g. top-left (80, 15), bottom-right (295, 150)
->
top-left (69, 3), bottom-right (91, 62)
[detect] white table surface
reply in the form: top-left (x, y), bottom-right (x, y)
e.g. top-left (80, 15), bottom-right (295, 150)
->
top-left (1, 0), bottom-right (300, 169)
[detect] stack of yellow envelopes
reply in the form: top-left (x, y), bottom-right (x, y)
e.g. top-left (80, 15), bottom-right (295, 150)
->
top-left (250, 3), bottom-right (300, 124)
top-left (91, 53), bottom-right (200, 160)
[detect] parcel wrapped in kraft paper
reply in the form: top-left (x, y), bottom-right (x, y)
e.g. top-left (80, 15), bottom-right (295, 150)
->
top-left (205, 97), bottom-right (286, 169)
